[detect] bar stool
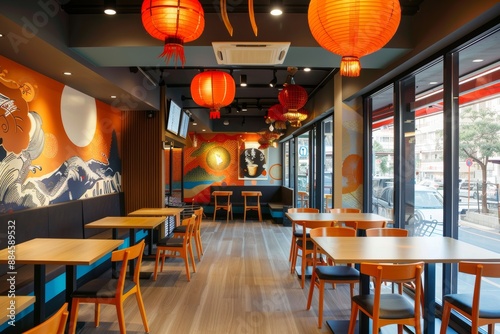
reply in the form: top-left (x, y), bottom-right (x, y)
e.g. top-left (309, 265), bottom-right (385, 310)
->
top-left (242, 191), bottom-right (262, 222)
top-left (212, 191), bottom-right (233, 223)
top-left (297, 191), bottom-right (309, 208)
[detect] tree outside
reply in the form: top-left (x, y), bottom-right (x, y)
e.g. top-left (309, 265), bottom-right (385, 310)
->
top-left (459, 107), bottom-right (500, 213)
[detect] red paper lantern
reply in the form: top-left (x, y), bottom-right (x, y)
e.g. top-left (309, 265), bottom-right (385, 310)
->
top-left (308, 0), bottom-right (401, 77)
top-left (267, 104), bottom-right (287, 130)
top-left (141, 0), bottom-right (205, 66)
top-left (278, 84), bottom-right (308, 111)
top-left (190, 71), bottom-right (236, 119)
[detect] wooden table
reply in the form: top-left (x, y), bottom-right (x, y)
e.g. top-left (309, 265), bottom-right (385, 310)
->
top-left (0, 238), bottom-right (122, 324)
top-left (311, 236), bottom-right (500, 334)
top-left (86, 216), bottom-right (166, 276)
top-left (0, 296), bottom-right (35, 325)
top-left (286, 212), bottom-right (390, 230)
top-left (128, 207), bottom-right (184, 238)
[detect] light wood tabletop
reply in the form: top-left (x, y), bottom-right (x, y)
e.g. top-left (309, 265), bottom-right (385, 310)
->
top-left (285, 212), bottom-right (390, 224)
top-left (241, 191), bottom-right (262, 196)
top-left (211, 191), bottom-right (233, 195)
top-left (311, 236), bottom-right (500, 334)
top-left (0, 296), bottom-right (35, 324)
top-left (128, 207), bottom-right (184, 231)
top-left (0, 238), bottom-right (122, 325)
top-left (86, 216), bottom-right (166, 230)
top-left (0, 238), bottom-right (123, 266)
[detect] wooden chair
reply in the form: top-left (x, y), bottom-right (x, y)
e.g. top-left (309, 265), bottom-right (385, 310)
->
top-left (297, 191), bottom-right (309, 208)
top-left (154, 215), bottom-right (197, 281)
top-left (292, 220), bottom-right (334, 289)
top-left (348, 262), bottom-right (424, 334)
top-left (242, 191), bottom-right (262, 222)
top-left (287, 207), bottom-right (320, 265)
top-left (193, 207), bottom-right (204, 260)
top-left (68, 240), bottom-right (149, 334)
top-left (440, 261), bottom-right (500, 334)
top-left (329, 208), bottom-right (361, 213)
top-left (172, 208), bottom-right (204, 261)
top-left (212, 191), bottom-right (233, 223)
top-left (306, 227), bottom-right (359, 328)
top-left (24, 303), bottom-right (68, 334)
top-left (365, 227), bottom-right (408, 237)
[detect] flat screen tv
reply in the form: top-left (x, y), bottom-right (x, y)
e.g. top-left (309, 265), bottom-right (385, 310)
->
top-left (166, 99), bottom-right (181, 135)
top-left (178, 110), bottom-right (190, 138)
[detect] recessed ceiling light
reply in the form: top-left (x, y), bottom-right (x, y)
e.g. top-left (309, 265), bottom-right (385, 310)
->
top-left (0, 33), bottom-right (3, 38)
top-left (270, 9), bottom-right (282, 16)
top-left (202, 129), bottom-right (206, 132)
top-left (110, 95), bottom-right (116, 98)
top-left (472, 59), bottom-right (484, 63)
top-left (104, 8), bottom-right (116, 15)
top-left (193, 122), bottom-right (198, 126)
top-left (303, 68), bottom-right (311, 72)
top-left (429, 81), bottom-right (438, 85)
top-left (63, 72), bottom-right (72, 76)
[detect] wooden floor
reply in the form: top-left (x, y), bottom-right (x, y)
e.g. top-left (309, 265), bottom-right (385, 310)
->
top-left (73, 218), bottom-right (436, 333)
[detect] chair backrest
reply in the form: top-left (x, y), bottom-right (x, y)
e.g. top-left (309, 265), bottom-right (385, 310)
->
top-left (214, 192), bottom-right (232, 206)
top-left (309, 226), bottom-right (357, 238)
top-left (193, 207), bottom-right (203, 230)
top-left (330, 208), bottom-right (361, 213)
top-left (112, 239), bottom-right (145, 290)
top-left (459, 262), bottom-right (500, 300)
top-left (23, 303), bottom-right (68, 334)
top-left (361, 262), bottom-right (424, 317)
top-left (366, 227), bottom-right (409, 237)
top-left (334, 221), bottom-right (358, 230)
top-left (356, 220), bottom-right (387, 230)
top-left (287, 207), bottom-right (319, 213)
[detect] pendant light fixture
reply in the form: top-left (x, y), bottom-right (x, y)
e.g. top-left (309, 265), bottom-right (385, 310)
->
top-left (190, 70), bottom-right (236, 119)
top-left (141, 0), bottom-right (205, 66)
top-left (308, 0), bottom-right (401, 77)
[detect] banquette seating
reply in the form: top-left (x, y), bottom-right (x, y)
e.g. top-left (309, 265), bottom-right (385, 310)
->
top-left (0, 192), bottom-right (126, 333)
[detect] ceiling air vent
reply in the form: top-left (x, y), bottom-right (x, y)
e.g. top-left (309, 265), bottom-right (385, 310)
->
top-left (212, 42), bottom-right (290, 65)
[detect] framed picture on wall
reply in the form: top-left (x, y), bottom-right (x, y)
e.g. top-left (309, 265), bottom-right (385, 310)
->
top-left (238, 142), bottom-right (268, 180)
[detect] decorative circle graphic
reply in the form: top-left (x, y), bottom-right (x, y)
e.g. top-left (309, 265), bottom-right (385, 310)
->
top-left (61, 85), bottom-right (97, 147)
top-left (206, 146), bottom-right (230, 171)
top-left (240, 148), bottom-right (266, 178)
top-left (269, 164), bottom-right (282, 180)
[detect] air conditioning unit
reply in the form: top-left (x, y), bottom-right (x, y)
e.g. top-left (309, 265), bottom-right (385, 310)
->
top-left (212, 42), bottom-right (290, 65)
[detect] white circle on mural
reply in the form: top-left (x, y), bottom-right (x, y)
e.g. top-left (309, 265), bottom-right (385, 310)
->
top-left (61, 86), bottom-right (97, 147)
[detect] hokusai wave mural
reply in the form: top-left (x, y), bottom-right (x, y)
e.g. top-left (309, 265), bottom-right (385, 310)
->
top-left (0, 56), bottom-right (122, 213)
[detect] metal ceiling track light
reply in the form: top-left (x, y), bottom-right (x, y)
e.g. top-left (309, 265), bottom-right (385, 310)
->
top-left (269, 69), bottom-right (278, 87)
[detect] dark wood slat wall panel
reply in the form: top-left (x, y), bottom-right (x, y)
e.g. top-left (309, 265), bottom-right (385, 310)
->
top-left (122, 110), bottom-right (163, 213)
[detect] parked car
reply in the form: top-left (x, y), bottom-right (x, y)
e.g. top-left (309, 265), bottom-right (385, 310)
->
top-left (459, 181), bottom-right (498, 201)
top-left (373, 185), bottom-right (444, 225)
top-left (372, 177), bottom-right (393, 198)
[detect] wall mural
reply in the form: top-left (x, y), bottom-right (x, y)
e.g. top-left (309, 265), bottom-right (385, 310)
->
top-left (183, 133), bottom-right (280, 205)
top-left (0, 56), bottom-right (122, 213)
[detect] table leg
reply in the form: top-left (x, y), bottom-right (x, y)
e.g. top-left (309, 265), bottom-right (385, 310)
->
top-left (129, 228), bottom-right (136, 276)
top-left (423, 263), bottom-right (436, 334)
top-left (33, 264), bottom-right (46, 324)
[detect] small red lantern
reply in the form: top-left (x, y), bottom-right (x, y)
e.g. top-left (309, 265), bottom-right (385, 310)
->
top-left (141, 0), bottom-right (205, 66)
top-left (308, 0), bottom-right (401, 77)
top-left (190, 71), bottom-right (236, 119)
top-left (278, 84), bottom-right (308, 111)
top-left (267, 104), bottom-right (287, 129)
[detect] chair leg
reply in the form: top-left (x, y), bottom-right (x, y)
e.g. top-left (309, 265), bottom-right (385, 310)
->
top-left (195, 235), bottom-right (202, 261)
top-left (288, 237), bottom-right (295, 263)
top-left (183, 248), bottom-right (191, 282)
top-left (68, 298), bottom-right (80, 334)
top-left (244, 207), bottom-right (247, 222)
top-left (213, 208), bottom-right (216, 222)
top-left (197, 230), bottom-right (204, 255)
top-left (258, 206), bottom-right (262, 221)
top-left (318, 280), bottom-right (325, 328)
top-left (300, 252), bottom-right (307, 289)
top-left (347, 302), bottom-right (359, 334)
top-left (189, 243), bottom-right (197, 273)
top-left (153, 250), bottom-right (161, 281)
top-left (439, 302), bottom-right (451, 334)
top-left (116, 301), bottom-right (126, 334)
top-left (135, 290), bottom-right (150, 333)
top-left (94, 303), bottom-right (100, 327)
top-left (291, 244), bottom-right (299, 274)
top-left (306, 272), bottom-right (315, 310)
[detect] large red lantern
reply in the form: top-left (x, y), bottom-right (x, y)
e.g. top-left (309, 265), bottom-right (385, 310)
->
top-left (308, 0), bottom-right (401, 77)
top-left (141, 0), bottom-right (205, 66)
top-left (190, 71), bottom-right (236, 119)
top-left (278, 84), bottom-right (308, 111)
